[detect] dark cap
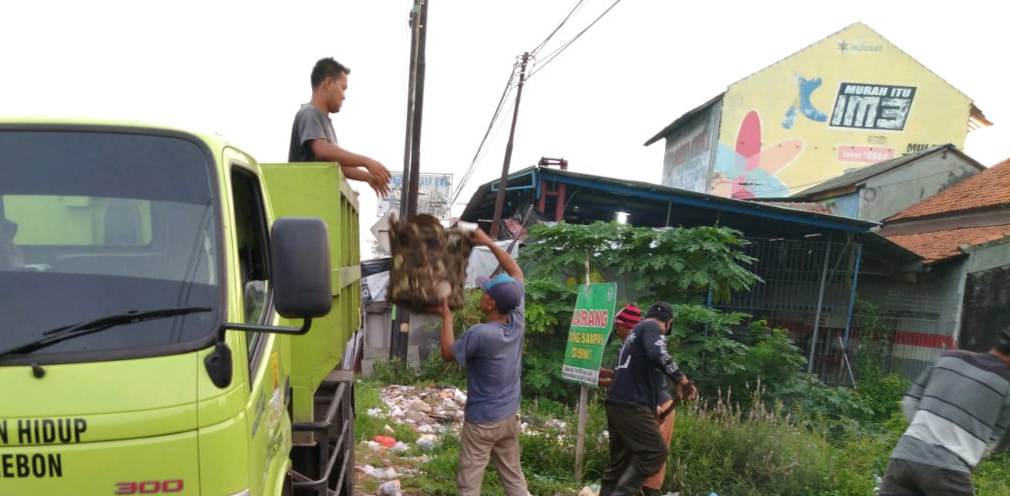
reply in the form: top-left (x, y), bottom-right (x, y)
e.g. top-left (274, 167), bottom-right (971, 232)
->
top-left (645, 302), bottom-right (674, 322)
top-left (476, 274), bottom-right (523, 313)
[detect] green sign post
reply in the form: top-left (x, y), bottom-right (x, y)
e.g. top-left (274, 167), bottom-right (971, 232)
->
top-left (561, 282), bottom-right (618, 386)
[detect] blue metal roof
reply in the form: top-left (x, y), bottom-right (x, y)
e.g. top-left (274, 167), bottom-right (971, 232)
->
top-left (461, 166), bottom-right (877, 235)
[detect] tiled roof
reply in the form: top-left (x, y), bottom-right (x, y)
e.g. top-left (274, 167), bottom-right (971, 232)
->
top-left (887, 158), bottom-right (1010, 222)
top-left (885, 224), bottom-right (1010, 264)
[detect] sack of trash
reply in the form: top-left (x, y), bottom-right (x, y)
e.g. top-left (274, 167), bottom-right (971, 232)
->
top-left (389, 214), bottom-right (475, 312)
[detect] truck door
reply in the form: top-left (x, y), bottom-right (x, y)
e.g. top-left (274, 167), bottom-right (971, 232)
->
top-left (229, 160), bottom-right (288, 495)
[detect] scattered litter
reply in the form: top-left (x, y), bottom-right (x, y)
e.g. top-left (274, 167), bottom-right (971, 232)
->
top-left (545, 418), bottom-right (567, 430)
top-left (408, 398), bottom-right (432, 413)
top-left (373, 435), bottom-right (397, 448)
top-left (391, 441), bottom-right (410, 453)
top-left (416, 434), bottom-right (437, 451)
top-left (383, 424), bottom-right (395, 434)
top-left (417, 424), bottom-right (434, 434)
top-left (412, 409), bottom-right (433, 423)
top-left (359, 464), bottom-right (398, 480)
top-left (454, 389), bottom-right (467, 404)
top-left (367, 407), bottom-right (383, 417)
top-left (377, 479), bottom-right (402, 496)
top-left (577, 486), bottom-right (597, 496)
top-left (361, 440), bottom-right (382, 452)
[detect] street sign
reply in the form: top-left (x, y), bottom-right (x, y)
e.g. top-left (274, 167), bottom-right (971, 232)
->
top-left (561, 282), bottom-right (618, 386)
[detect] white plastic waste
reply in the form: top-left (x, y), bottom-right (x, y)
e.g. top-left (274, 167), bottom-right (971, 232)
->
top-left (416, 434), bottom-right (437, 451)
top-left (377, 480), bottom-right (402, 496)
top-left (360, 464), bottom-right (398, 480)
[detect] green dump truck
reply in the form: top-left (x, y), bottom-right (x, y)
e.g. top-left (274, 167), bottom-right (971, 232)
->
top-left (0, 120), bottom-right (361, 495)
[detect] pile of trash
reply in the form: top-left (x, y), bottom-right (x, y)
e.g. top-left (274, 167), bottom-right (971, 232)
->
top-left (355, 384), bottom-right (469, 495)
top-left (378, 384), bottom-right (468, 428)
top-left (358, 384), bottom-right (683, 496)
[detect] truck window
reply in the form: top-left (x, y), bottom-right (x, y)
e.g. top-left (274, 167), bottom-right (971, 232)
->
top-left (0, 130), bottom-right (222, 365)
top-left (230, 167), bottom-right (270, 334)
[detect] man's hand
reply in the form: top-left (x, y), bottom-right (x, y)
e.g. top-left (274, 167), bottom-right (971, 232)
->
top-left (367, 172), bottom-right (391, 198)
top-left (678, 381), bottom-right (699, 402)
top-left (363, 158), bottom-right (391, 185)
top-left (598, 368), bottom-right (614, 387)
top-left (472, 228), bottom-right (494, 247)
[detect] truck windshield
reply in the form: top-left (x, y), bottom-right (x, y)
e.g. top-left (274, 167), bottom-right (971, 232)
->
top-left (0, 129), bottom-right (222, 364)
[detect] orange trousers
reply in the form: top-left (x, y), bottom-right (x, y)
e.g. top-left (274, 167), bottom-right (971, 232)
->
top-left (642, 399), bottom-right (676, 490)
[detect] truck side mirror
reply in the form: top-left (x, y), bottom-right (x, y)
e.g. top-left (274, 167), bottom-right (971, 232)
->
top-left (271, 217), bottom-right (332, 319)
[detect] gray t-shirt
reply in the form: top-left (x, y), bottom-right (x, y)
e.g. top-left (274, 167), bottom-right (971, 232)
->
top-left (452, 286), bottom-right (525, 424)
top-left (288, 103), bottom-right (337, 162)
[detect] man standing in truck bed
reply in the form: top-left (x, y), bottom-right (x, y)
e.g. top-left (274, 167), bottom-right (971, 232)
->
top-left (289, 57), bottom-right (391, 197)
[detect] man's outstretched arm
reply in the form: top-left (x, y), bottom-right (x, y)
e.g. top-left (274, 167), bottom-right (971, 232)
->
top-left (438, 299), bottom-right (456, 362)
top-left (472, 228), bottom-right (523, 283)
top-left (308, 139), bottom-right (391, 196)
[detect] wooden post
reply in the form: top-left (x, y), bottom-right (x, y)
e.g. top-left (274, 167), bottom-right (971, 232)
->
top-left (575, 255), bottom-right (591, 483)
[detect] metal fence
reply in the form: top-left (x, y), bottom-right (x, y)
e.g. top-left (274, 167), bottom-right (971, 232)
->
top-left (715, 236), bottom-right (865, 384)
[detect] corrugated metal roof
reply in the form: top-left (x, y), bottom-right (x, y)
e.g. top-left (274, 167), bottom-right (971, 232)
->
top-left (643, 93), bottom-right (723, 146)
top-left (460, 166), bottom-right (877, 233)
top-left (792, 144), bottom-right (983, 199)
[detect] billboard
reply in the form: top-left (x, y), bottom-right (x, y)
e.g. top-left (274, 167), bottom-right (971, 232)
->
top-left (710, 23), bottom-right (971, 199)
top-left (377, 172), bottom-right (453, 219)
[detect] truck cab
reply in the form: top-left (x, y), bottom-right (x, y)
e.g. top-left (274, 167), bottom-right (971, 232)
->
top-left (0, 121), bottom-right (360, 495)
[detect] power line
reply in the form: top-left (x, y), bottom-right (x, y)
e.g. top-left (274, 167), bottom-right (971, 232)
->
top-left (528, 0), bottom-right (624, 80)
top-left (531, 0), bottom-right (587, 56)
top-left (454, 93), bottom-right (518, 207)
top-left (451, 0), bottom-right (622, 211)
top-left (449, 68), bottom-right (518, 207)
top-left (451, 78), bottom-right (515, 207)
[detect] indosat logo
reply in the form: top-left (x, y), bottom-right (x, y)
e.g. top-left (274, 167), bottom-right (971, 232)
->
top-left (837, 40), bottom-right (883, 53)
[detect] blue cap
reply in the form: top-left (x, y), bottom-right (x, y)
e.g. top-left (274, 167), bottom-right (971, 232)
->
top-left (476, 274), bottom-right (522, 313)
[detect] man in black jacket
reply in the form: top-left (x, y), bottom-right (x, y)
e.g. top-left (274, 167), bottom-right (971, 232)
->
top-left (601, 302), bottom-right (690, 496)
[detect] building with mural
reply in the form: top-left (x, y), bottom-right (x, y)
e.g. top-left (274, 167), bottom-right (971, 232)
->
top-left (644, 22), bottom-right (991, 199)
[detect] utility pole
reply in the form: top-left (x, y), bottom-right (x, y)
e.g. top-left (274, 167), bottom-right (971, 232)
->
top-left (406, 0), bottom-right (428, 219)
top-left (489, 52), bottom-right (530, 238)
top-left (390, 0), bottom-right (428, 362)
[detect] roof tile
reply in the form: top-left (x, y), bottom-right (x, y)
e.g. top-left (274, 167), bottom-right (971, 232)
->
top-left (888, 157), bottom-right (1010, 222)
top-left (885, 224), bottom-right (1010, 264)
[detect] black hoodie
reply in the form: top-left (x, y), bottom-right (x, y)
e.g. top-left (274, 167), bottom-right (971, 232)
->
top-left (605, 319), bottom-right (683, 409)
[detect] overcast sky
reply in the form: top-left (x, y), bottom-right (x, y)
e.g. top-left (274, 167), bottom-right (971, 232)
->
top-left (3, 1), bottom-right (1008, 255)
